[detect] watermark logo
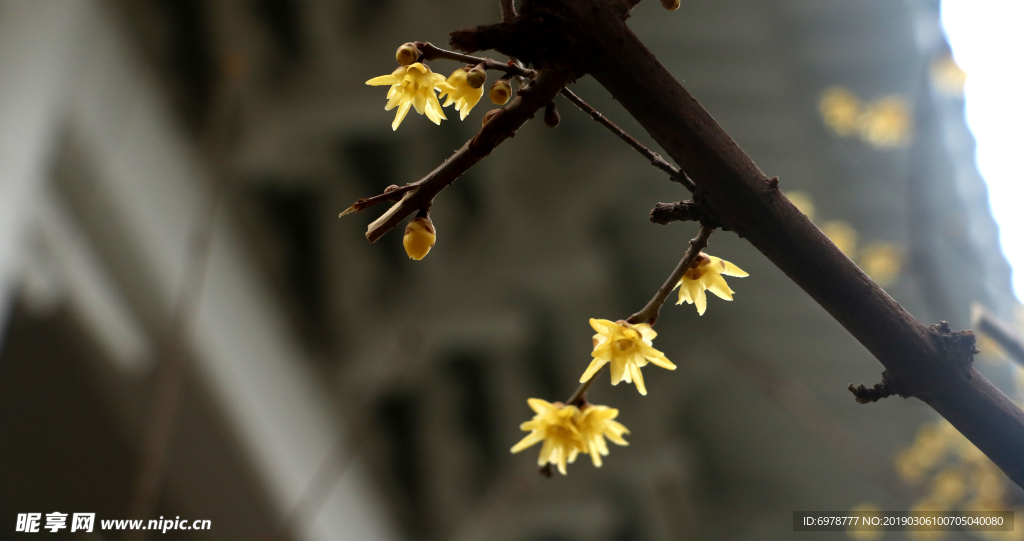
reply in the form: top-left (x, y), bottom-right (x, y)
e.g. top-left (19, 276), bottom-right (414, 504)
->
top-left (15, 513), bottom-right (208, 533)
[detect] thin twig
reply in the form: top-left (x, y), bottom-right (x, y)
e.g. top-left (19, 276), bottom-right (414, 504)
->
top-left (559, 87), bottom-right (695, 192)
top-left (338, 184), bottom-right (415, 217)
top-left (416, 42), bottom-right (533, 77)
top-left (974, 306), bottom-right (1024, 366)
top-left (499, 0), bottom-right (517, 23)
top-left (562, 226), bottom-right (714, 410)
top-left (627, 226), bottom-right (714, 325)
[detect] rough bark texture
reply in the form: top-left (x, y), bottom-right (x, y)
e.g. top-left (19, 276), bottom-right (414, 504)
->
top-left (456, 0), bottom-right (1024, 487)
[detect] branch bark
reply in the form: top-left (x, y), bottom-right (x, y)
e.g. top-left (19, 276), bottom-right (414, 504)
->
top-left (481, 0), bottom-right (1024, 487)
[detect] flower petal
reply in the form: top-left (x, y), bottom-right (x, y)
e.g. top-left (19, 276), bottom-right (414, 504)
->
top-left (511, 431), bottom-right (544, 453)
top-left (721, 260), bottom-right (748, 277)
top-left (527, 398), bottom-right (553, 414)
top-left (579, 358), bottom-right (607, 383)
top-left (695, 286), bottom-right (707, 315)
top-left (392, 100), bottom-right (412, 131)
top-left (629, 362), bottom-right (647, 395)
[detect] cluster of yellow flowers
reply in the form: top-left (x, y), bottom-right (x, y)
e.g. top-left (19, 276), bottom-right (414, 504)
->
top-left (786, 190), bottom-right (903, 287)
top-left (366, 43), bottom-right (513, 132)
top-left (513, 254), bottom-right (748, 474)
top-left (818, 86), bottom-right (913, 148)
top-left (510, 398), bottom-right (630, 474)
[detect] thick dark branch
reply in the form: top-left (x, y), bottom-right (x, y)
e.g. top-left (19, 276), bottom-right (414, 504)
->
top-left (627, 226), bottom-right (713, 325)
top-left (416, 42), bottom-right (533, 77)
top-left (559, 88), bottom-right (695, 191)
top-left (359, 67), bottom-right (575, 242)
top-left (974, 307), bottom-right (1024, 366)
top-left (650, 200), bottom-right (702, 225)
top-left (523, 0), bottom-right (1024, 487)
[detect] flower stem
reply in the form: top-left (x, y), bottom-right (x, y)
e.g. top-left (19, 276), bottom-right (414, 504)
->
top-left (627, 226), bottom-right (714, 325)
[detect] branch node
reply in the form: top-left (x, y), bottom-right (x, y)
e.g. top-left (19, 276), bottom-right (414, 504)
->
top-left (927, 322), bottom-right (977, 372)
top-left (768, 176), bottom-right (779, 190)
top-left (650, 200), bottom-right (701, 225)
top-left (848, 371), bottom-right (906, 404)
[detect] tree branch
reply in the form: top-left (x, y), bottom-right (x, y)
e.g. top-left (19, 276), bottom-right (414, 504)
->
top-left (506, 0), bottom-right (1024, 487)
top-left (352, 66), bottom-right (576, 243)
top-left (416, 42), bottom-right (533, 77)
top-left (560, 87), bottom-right (695, 191)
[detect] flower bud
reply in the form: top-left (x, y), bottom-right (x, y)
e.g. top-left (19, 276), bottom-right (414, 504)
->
top-left (482, 108), bottom-right (501, 127)
top-left (544, 102), bottom-right (560, 127)
top-left (489, 79), bottom-right (512, 105)
top-left (403, 216), bottom-right (436, 260)
top-left (467, 65), bottom-right (487, 89)
top-left (395, 42), bottom-right (420, 66)
top-left (661, 0), bottom-right (680, 10)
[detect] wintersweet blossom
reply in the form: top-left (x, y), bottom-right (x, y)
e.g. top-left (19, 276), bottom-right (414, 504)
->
top-left (675, 253), bottom-right (748, 315)
top-left (575, 404), bottom-right (629, 467)
top-left (510, 399), bottom-right (630, 473)
top-left (580, 319), bottom-right (676, 396)
top-left (510, 399), bottom-right (583, 475)
top-left (366, 63), bottom-right (449, 130)
top-left (439, 68), bottom-right (483, 120)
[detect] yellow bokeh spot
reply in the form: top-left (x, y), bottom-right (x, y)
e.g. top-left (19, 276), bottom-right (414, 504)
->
top-left (860, 243), bottom-right (902, 287)
top-left (820, 86), bottom-right (863, 136)
top-left (930, 55), bottom-right (967, 97)
top-left (858, 96), bottom-right (913, 148)
top-left (785, 191), bottom-right (816, 221)
top-left (822, 220), bottom-right (858, 258)
top-left (846, 503), bottom-right (884, 541)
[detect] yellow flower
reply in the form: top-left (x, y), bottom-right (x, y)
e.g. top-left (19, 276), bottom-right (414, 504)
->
top-left (403, 216), bottom-right (436, 260)
top-left (510, 399), bottom-right (584, 475)
top-left (580, 319), bottom-right (676, 395)
top-left (438, 68), bottom-right (483, 121)
top-left (575, 404), bottom-right (629, 467)
top-left (366, 63), bottom-right (449, 131)
top-left (674, 253), bottom-right (748, 316)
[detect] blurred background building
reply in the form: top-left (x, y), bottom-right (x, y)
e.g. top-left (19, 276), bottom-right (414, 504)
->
top-left (0, 0), bottom-right (1021, 540)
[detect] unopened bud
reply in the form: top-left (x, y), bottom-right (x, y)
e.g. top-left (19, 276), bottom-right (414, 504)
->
top-left (489, 79), bottom-right (512, 105)
top-left (396, 43), bottom-right (420, 66)
top-left (467, 65), bottom-right (487, 89)
top-left (482, 109), bottom-right (501, 127)
top-left (403, 216), bottom-right (436, 260)
top-left (661, 0), bottom-right (680, 10)
top-left (544, 102), bottom-right (560, 127)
